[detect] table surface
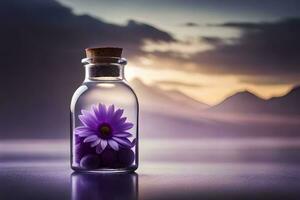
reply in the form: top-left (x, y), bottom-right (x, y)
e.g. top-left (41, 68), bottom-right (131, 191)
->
top-left (1, 139), bottom-right (300, 200)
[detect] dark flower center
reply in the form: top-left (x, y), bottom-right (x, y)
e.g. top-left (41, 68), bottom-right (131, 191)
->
top-left (98, 123), bottom-right (112, 138)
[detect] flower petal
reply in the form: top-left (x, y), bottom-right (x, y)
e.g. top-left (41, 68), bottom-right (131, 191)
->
top-left (79, 115), bottom-right (98, 129)
top-left (91, 104), bottom-right (100, 118)
top-left (75, 126), bottom-right (95, 136)
top-left (131, 138), bottom-right (137, 147)
top-left (83, 135), bottom-right (98, 143)
top-left (90, 138), bottom-right (101, 147)
top-left (96, 103), bottom-right (107, 121)
top-left (118, 122), bottom-right (134, 131)
top-left (81, 109), bottom-right (99, 126)
top-left (96, 144), bottom-right (104, 154)
top-left (113, 132), bottom-right (132, 137)
top-left (112, 109), bottom-right (124, 121)
top-left (100, 139), bottom-right (108, 150)
top-left (76, 130), bottom-right (96, 137)
top-left (112, 137), bottom-right (132, 148)
top-left (75, 126), bottom-right (95, 137)
top-left (108, 140), bottom-right (119, 151)
top-left (106, 105), bottom-right (115, 122)
top-left (75, 126), bottom-right (89, 131)
top-left (117, 117), bottom-right (127, 124)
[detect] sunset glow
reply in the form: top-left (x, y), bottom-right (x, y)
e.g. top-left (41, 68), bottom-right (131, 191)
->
top-left (56, 0), bottom-right (300, 105)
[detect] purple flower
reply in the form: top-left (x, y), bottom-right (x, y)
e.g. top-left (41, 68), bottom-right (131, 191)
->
top-left (75, 104), bottom-right (135, 154)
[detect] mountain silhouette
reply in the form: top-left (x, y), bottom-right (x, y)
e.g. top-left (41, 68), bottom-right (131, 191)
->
top-left (209, 86), bottom-right (300, 115)
top-left (268, 86), bottom-right (300, 115)
top-left (130, 78), bottom-right (208, 115)
top-left (208, 90), bottom-right (267, 113)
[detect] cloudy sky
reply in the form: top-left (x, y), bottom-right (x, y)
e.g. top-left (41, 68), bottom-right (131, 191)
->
top-left (57, 0), bottom-right (300, 104)
top-left (1, 0), bottom-right (300, 138)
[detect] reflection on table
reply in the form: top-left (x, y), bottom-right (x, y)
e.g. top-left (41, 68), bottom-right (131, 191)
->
top-left (71, 172), bottom-right (138, 200)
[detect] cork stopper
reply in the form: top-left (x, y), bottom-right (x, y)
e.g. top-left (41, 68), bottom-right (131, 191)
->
top-left (85, 47), bottom-right (123, 58)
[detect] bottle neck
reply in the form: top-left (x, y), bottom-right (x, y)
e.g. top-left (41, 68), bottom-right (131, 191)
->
top-left (82, 57), bottom-right (127, 82)
top-left (84, 64), bottom-right (125, 81)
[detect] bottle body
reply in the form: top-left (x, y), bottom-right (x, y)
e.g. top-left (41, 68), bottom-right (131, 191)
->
top-left (70, 47), bottom-right (138, 172)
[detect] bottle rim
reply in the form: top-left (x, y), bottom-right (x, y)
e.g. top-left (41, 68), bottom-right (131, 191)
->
top-left (81, 57), bottom-right (127, 65)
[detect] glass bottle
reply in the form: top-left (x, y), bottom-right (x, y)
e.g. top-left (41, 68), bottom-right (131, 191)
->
top-left (70, 47), bottom-right (138, 172)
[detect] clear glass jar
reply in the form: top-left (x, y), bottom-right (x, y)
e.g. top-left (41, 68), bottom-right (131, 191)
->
top-left (70, 47), bottom-right (139, 172)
